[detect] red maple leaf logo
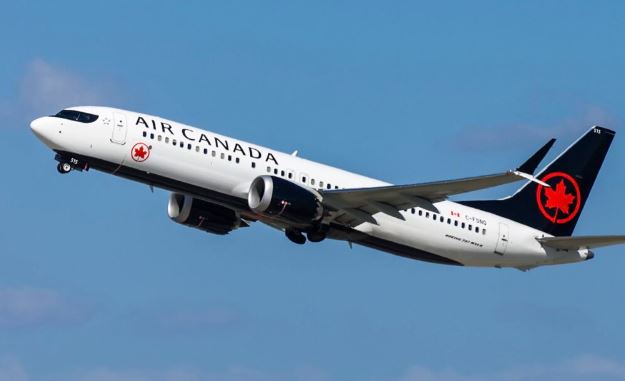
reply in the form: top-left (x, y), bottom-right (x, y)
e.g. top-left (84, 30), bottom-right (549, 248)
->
top-left (544, 179), bottom-right (575, 215)
top-left (536, 172), bottom-right (581, 224)
top-left (131, 143), bottom-right (150, 162)
top-left (134, 146), bottom-right (147, 159)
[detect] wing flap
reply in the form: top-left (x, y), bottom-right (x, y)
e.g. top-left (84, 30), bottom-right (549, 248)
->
top-left (537, 235), bottom-right (625, 250)
top-left (369, 201), bottom-right (406, 220)
top-left (343, 208), bottom-right (379, 225)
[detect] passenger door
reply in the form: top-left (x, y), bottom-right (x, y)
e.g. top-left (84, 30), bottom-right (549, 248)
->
top-left (111, 113), bottom-right (127, 144)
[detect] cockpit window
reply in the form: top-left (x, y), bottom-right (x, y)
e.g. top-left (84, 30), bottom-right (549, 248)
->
top-left (52, 110), bottom-right (99, 123)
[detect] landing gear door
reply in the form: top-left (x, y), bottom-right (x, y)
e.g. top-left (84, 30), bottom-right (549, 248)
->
top-left (494, 222), bottom-right (509, 255)
top-left (111, 113), bottom-right (128, 145)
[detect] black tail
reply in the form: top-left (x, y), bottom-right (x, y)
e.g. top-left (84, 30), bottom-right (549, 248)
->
top-left (462, 126), bottom-right (615, 236)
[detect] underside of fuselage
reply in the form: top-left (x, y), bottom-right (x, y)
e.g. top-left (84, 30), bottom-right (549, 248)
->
top-left (55, 150), bottom-right (463, 266)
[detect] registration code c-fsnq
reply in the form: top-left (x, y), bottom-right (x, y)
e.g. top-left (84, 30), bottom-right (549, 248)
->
top-left (465, 215), bottom-right (487, 226)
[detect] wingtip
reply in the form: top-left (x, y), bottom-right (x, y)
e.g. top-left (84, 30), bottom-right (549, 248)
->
top-left (517, 138), bottom-right (557, 174)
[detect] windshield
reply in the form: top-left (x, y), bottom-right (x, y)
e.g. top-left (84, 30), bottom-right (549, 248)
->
top-left (52, 110), bottom-right (99, 123)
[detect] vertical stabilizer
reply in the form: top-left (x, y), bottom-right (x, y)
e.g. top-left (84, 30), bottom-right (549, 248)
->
top-left (462, 127), bottom-right (615, 236)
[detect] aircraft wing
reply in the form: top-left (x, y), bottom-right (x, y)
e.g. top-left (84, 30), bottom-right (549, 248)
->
top-left (321, 171), bottom-right (527, 224)
top-left (320, 138), bottom-right (556, 226)
top-left (537, 235), bottom-right (625, 250)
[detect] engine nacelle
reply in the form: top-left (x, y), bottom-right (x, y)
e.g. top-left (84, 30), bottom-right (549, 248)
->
top-left (168, 193), bottom-right (241, 235)
top-left (248, 175), bottom-right (323, 225)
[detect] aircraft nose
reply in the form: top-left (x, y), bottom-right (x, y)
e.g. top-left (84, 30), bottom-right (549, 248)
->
top-left (30, 117), bottom-right (46, 136)
top-left (30, 116), bottom-right (59, 149)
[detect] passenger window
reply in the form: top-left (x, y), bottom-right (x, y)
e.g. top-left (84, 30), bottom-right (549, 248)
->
top-left (327, 184), bottom-right (332, 189)
top-left (273, 168), bottom-right (278, 175)
top-left (150, 133), bottom-right (154, 139)
top-left (302, 176), bottom-right (307, 183)
top-left (228, 155), bottom-right (232, 161)
top-left (475, 227), bottom-right (480, 233)
top-left (468, 224), bottom-right (472, 230)
top-left (267, 166), bottom-right (271, 173)
top-left (454, 221), bottom-right (458, 226)
top-left (447, 218), bottom-right (451, 224)
top-left (411, 208), bottom-right (415, 214)
top-left (426, 212), bottom-right (430, 218)
top-left (172, 139), bottom-right (177, 145)
top-left (483, 229), bottom-right (487, 235)
top-left (212, 151), bottom-right (216, 157)
top-left (251, 162), bottom-right (256, 168)
top-left (432, 214), bottom-right (436, 220)
top-left (142, 131), bottom-right (147, 137)
top-left (319, 181), bottom-right (324, 187)
top-left (158, 135), bottom-right (162, 142)
top-left (203, 148), bottom-right (208, 154)
top-left (187, 144), bottom-right (192, 150)
top-left (461, 223), bottom-right (466, 229)
top-left (196, 146), bottom-right (200, 152)
top-left (180, 142), bottom-right (184, 148)
top-left (220, 153), bottom-right (225, 159)
top-left (165, 137), bottom-right (170, 143)
top-left (236, 157), bottom-right (240, 164)
top-left (288, 172), bottom-right (293, 179)
top-left (418, 210), bottom-right (423, 216)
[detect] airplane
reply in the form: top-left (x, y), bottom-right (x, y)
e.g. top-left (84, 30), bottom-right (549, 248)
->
top-left (30, 106), bottom-right (625, 270)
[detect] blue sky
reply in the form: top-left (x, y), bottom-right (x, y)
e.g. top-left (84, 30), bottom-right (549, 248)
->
top-left (2, 1), bottom-right (625, 380)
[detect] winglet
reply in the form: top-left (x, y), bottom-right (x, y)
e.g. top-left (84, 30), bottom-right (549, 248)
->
top-left (517, 138), bottom-right (556, 174)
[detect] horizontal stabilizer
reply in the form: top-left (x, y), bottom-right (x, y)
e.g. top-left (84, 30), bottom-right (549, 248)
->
top-left (537, 235), bottom-right (625, 250)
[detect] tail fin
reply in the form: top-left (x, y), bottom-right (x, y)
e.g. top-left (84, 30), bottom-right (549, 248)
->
top-left (462, 126), bottom-right (615, 236)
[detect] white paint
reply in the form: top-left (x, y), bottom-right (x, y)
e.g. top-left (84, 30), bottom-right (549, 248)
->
top-left (30, 106), bottom-right (593, 269)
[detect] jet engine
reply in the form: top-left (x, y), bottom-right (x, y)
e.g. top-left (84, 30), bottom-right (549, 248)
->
top-left (248, 175), bottom-right (323, 226)
top-left (168, 193), bottom-right (242, 235)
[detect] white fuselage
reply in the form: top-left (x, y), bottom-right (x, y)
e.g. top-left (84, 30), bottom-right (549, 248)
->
top-left (30, 106), bottom-right (589, 269)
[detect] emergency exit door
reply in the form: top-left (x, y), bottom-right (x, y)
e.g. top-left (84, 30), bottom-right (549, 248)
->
top-left (494, 223), bottom-right (509, 255)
